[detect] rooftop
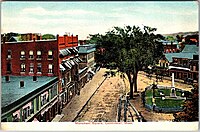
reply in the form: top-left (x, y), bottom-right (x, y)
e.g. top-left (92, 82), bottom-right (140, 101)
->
top-left (78, 44), bottom-right (96, 53)
top-left (164, 44), bottom-right (199, 62)
top-left (1, 76), bottom-right (58, 109)
top-left (182, 44), bottom-right (199, 54)
top-left (165, 53), bottom-right (197, 62)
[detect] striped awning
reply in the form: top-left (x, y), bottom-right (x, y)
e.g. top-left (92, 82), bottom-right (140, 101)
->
top-left (60, 64), bottom-right (66, 71)
top-left (59, 48), bottom-right (71, 57)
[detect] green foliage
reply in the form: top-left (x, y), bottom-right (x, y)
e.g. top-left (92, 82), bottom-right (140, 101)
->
top-left (173, 85), bottom-right (199, 121)
top-left (89, 25), bottom-right (164, 98)
top-left (42, 34), bottom-right (56, 40)
top-left (166, 36), bottom-right (176, 41)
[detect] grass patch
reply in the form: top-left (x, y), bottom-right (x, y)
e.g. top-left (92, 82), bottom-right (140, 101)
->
top-left (145, 98), bottom-right (153, 105)
top-left (155, 98), bottom-right (184, 108)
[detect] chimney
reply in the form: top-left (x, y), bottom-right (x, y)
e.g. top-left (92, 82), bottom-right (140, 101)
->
top-left (5, 76), bottom-right (10, 82)
top-left (171, 73), bottom-right (175, 87)
top-left (20, 80), bottom-right (25, 88)
top-left (33, 76), bottom-right (37, 82)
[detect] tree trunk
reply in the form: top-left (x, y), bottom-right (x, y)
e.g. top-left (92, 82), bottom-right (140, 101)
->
top-left (126, 72), bottom-right (134, 99)
top-left (133, 71), bottom-right (138, 92)
top-left (129, 81), bottom-right (134, 99)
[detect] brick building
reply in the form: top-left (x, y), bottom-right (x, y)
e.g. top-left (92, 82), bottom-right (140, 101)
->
top-left (157, 44), bottom-right (199, 83)
top-left (1, 33), bottom-right (92, 121)
top-left (58, 35), bottom-right (88, 109)
top-left (160, 40), bottom-right (179, 53)
top-left (1, 37), bottom-right (59, 77)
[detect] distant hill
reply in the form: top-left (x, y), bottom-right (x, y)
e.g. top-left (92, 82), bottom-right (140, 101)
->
top-left (162, 31), bottom-right (199, 37)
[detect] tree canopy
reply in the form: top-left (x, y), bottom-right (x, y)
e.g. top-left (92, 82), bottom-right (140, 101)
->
top-left (90, 25), bottom-right (164, 99)
top-left (42, 34), bottom-right (56, 40)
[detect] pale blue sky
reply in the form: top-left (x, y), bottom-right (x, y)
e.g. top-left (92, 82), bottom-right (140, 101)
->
top-left (1, 1), bottom-right (198, 39)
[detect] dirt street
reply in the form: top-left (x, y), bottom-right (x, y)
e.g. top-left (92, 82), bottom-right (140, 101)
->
top-left (75, 75), bottom-right (125, 122)
top-left (60, 69), bottom-right (192, 122)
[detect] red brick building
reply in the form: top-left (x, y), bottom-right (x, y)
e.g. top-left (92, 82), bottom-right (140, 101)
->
top-left (1, 33), bottom-right (88, 117)
top-left (1, 37), bottom-right (59, 77)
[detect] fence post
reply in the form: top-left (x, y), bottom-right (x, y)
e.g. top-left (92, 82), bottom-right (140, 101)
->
top-left (124, 96), bottom-right (128, 122)
top-left (118, 96), bottom-right (122, 122)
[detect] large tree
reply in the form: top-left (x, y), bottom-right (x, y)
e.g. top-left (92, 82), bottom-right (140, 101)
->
top-left (91, 25), bottom-right (163, 99)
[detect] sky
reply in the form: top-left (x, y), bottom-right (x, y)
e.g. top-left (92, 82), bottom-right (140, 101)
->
top-left (1, 1), bottom-right (199, 40)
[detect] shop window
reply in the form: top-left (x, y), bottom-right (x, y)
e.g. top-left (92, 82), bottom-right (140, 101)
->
top-left (48, 50), bottom-right (53, 59)
top-left (29, 50), bottom-right (34, 59)
top-left (41, 94), bottom-right (48, 106)
top-left (20, 63), bottom-right (25, 72)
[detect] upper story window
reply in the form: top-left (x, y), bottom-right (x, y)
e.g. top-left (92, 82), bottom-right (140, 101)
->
top-left (20, 51), bottom-right (25, 60)
top-left (7, 50), bottom-right (12, 59)
top-left (48, 50), bottom-right (53, 60)
top-left (29, 50), bottom-right (34, 59)
top-left (37, 50), bottom-right (42, 60)
top-left (20, 63), bottom-right (26, 72)
top-left (48, 64), bottom-right (53, 74)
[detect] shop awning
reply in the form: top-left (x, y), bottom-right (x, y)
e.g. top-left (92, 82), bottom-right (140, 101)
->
top-left (169, 66), bottom-right (190, 71)
top-left (73, 47), bottom-right (79, 53)
top-left (70, 60), bottom-right (75, 66)
top-left (60, 64), bottom-right (66, 71)
top-left (88, 70), bottom-right (95, 75)
top-left (61, 60), bottom-right (72, 70)
top-left (59, 48), bottom-right (71, 57)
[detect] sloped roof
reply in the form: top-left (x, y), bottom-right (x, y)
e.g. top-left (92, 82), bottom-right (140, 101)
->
top-left (182, 44), bottom-right (198, 54)
top-left (8, 36), bottom-right (20, 42)
top-left (164, 44), bottom-right (199, 62)
top-left (165, 53), bottom-right (196, 62)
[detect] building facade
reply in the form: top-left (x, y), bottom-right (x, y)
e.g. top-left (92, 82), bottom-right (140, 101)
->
top-left (157, 44), bottom-right (199, 83)
top-left (1, 76), bottom-right (59, 122)
top-left (1, 38), bottom-right (59, 77)
top-left (78, 44), bottom-right (96, 80)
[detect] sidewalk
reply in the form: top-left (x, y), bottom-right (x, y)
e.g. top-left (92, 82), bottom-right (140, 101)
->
top-left (59, 68), bottom-right (107, 122)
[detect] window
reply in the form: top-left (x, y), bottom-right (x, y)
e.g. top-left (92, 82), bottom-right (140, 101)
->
top-left (29, 50), bottom-right (34, 59)
top-left (41, 93), bottom-right (49, 106)
top-left (166, 63), bottom-right (168, 67)
top-left (22, 106), bottom-right (31, 121)
top-left (48, 64), bottom-right (53, 73)
top-left (37, 63), bottom-right (42, 73)
top-left (48, 50), bottom-right (53, 59)
top-left (7, 63), bottom-right (11, 73)
top-left (20, 51), bottom-right (25, 59)
top-left (51, 85), bottom-right (57, 99)
top-left (20, 63), bottom-right (25, 72)
top-left (37, 50), bottom-right (42, 59)
top-left (36, 96), bottom-right (39, 111)
top-left (29, 63), bottom-right (34, 73)
top-left (7, 50), bottom-right (12, 59)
